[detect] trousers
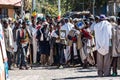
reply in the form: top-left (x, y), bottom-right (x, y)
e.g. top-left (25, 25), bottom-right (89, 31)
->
top-left (97, 52), bottom-right (111, 76)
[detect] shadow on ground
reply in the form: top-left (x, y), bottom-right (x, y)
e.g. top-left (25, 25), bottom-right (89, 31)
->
top-left (53, 75), bottom-right (120, 80)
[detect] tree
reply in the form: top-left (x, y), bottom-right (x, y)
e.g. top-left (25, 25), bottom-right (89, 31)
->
top-left (35, 0), bottom-right (109, 17)
top-left (24, 0), bottom-right (32, 12)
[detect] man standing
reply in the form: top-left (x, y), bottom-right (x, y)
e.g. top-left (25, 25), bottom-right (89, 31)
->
top-left (60, 18), bottom-right (74, 63)
top-left (3, 19), bottom-right (14, 70)
top-left (30, 19), bottom-right (37, 63)
top-left (17, 21), bottom-right (31, 69)
top-left (94, 15), bottom-right (112, 77)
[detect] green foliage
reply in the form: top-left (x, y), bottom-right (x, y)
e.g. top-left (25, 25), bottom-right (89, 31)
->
top-left (35, 0), bottom-right (108, 17)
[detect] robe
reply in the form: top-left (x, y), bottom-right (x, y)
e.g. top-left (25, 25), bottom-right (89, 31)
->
top-left (94, 20), bottom-right (112, 55)
top-left (31, 26), bottom-right (37, 63)
top-left (60, 22), bottom-right (74, 62)
top-left (112, 25), bottom-right (120, 57)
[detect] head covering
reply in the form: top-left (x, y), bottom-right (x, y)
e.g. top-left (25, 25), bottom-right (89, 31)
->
top-left (89, 15), bottom-right (95, 20)
top-left (64, 17), bottom-right (69, 20)
top-left (26, 20), bottom-right (31, 25)
top-left (18, 19), bottom-right (23, 24)
top-left (95, 16), bottom-right (100, 20)
top-left (117, 17), bottom-right (120, 24)
top-left (109, 16), bottom-right (116, 22)
top-left (42, 17), bottom-right (46, 22)
top-left (100, 14), bottom-right (106, 20)
top-left (3, 18), bottom-right (9, 24)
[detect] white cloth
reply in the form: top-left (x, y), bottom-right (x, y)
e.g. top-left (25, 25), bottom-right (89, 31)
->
top-left (51, 30), bottom-right (58, 38)
top-left (0, 23), bottom-right (7, 61)
top-left (61, 22), bottom-right (74, 37)
top-left (94, 20), bottom-right (112, 55)
top-left (4, 27), bottom-right (14, 52)
top-left (13, 42), bottom-right (17, 52)
top-left (79, 48), bottom-right (87, 63)
top-left (73, 43), bottom-right (78, 59)
top-left (90, 22), bottom-right (96, 32)
top-left (31, 27), bottom-right (37, 63)
top-left (64, 46), bottom-right (71, 62)
top-left (61, 22), bottom-right (74, 62)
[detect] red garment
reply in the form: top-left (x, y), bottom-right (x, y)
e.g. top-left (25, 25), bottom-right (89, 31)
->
top-left (72, 37), bottom-right (77, 42)
top-left (36, 25), bottom-right (41, 30)
top-left (20, 29), bottom-right (24, 38)
top-left (81, 29), bottom-right (92, 39)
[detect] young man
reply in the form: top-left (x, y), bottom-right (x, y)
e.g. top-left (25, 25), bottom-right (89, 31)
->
top-left (94, 15), bottom-right (112, 77)
top-left (3, 19), bottom-right (14, 70)
top-left (17, 21), bottom-right (31, 69)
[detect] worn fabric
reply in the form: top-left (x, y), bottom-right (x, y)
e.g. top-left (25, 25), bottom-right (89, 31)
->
top-left (0, 23), bottom-right (7, 62)
top-left (97, 52), bottom-right (111, 76)
top-left (31, 27), bottom-right (37, 63)
top-left (61, 22), bottom-right (74, 37)
top-left (94, 20), bottom-right (112, 55)
top-left (3, 27), bottom-right (14, 52)
top-left (112, 25), bottom-right (120, 57)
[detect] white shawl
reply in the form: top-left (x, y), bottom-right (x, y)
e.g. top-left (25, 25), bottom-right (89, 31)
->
top-left (61, 22), bottom-right (74, 37)
top-left (94, 20), bottom-right (112, 55)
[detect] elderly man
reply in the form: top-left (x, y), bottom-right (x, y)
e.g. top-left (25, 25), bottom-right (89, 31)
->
top-left (94, 15), bottom-right (112, 77)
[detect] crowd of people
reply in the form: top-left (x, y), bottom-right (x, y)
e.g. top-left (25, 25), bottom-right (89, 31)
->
top-left (0, 13), bottom-right (120, 78)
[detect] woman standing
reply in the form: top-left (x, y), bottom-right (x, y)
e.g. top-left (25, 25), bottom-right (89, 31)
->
top-left (36, 22), bottom-right (50, 66)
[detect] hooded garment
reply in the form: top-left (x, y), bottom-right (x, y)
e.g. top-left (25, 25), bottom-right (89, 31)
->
top-left (94, 20), bottom-right (112, 55)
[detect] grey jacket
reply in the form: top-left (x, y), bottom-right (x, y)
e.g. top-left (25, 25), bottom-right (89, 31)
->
top-left (112, 25), bottom-right (120, 57)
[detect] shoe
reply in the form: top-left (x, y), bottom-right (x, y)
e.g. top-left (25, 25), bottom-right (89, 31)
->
top-left (98, 75), bottom-right (103, 77)
top-left (59, 65), bottom-right (63, 69)
top-left (112, 73), bottom-right (117, 77)
top-left (19, 67), bottom-right (25, 70)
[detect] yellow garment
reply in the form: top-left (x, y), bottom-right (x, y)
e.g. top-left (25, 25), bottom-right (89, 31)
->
top-left (20, 29), bottom-right (29, 44)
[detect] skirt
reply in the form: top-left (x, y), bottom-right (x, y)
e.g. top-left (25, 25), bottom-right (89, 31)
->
top-left (39, 41), bottom-right (50, 55)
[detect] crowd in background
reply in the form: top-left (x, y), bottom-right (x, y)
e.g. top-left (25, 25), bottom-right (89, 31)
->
top-left (1, 13), bottom-right (120, 78)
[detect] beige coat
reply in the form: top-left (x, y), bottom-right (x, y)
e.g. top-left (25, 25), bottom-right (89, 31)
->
top-left (3, 26), bottom-right (14, 52)
top-left (112, 26), bottom-right (120, 57)
top-left (67, 29), bottom-right (82, 49)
